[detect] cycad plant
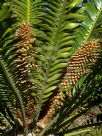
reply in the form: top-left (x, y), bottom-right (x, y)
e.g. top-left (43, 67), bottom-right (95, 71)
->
top-left (0, 0), bottom-right (102, 136)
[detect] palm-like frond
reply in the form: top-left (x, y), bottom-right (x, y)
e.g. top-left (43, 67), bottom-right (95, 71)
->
top-left (12, 0), bottom-right (42, 25)
top-left (0, 54), bottom-right (27, 135)
top-left (31, 0), bottom-right (86, 110)
top-left (0, 57), bottom-right (27, 127)
top-left (0, 19), bottom-right (28, 134)
top-left (75, 0), bottom-right (102, 48)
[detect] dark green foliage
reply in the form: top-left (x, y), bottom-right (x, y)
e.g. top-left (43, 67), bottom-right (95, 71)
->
top-left (0, 0), bottom-right (102, 136)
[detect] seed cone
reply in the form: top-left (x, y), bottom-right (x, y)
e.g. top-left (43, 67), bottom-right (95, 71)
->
top-left (16, 95), bottom-right (35, 126)
top-left (37, 40), bottom-right (101, 128)
top-left (15, 21), bottom-right (36, 45)
top-left (15, 21), bottom-right (36, 125)
top-left (15, 21), bottom-right (36, 89)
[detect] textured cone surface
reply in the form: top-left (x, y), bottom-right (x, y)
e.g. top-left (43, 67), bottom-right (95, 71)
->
top-left (37, 40), bottom-right (101, 128)
top-left (15, 21), bottom-right (36, 45)
top-left (15, 21), bottom-right (36, 125)
top-left (16, 95), bottom-right (35, 126)
top-left (37, 92), bottom-right (64, 128)
top-left (61, 40), bottom-right (100, 91)
top-left (15, 21), bottom-right (36, 89)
